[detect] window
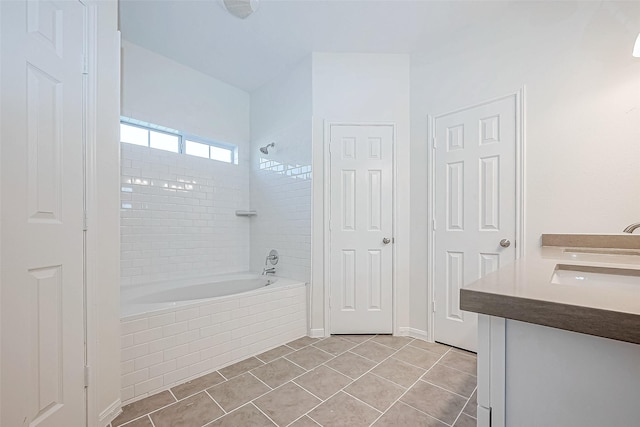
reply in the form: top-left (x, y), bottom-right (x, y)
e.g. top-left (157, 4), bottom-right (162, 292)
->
top-left (120, 117), bottom-right (237, 163)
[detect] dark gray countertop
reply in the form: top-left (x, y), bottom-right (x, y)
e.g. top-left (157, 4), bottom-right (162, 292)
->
top-left (461, 235), bottom-right (640, 345)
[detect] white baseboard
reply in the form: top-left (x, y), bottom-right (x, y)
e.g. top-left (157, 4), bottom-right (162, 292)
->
top-left (98, 398), bottom-right (122, 427)
top-left (309, 328), bottom-right (326, 338)
top-left (398, 327), bottom-right (430, 341)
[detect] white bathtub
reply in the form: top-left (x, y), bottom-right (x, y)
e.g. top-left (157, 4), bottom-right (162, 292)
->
top-left (121, 272), bottom-right (300, 317)
top-left (120, 272), bottom-right (307, 404)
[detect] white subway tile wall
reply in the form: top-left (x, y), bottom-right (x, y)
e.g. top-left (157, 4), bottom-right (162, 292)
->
top-left (120, 284), bottom-right (307, 404)
top-left (250, 120), bottom-right (312, 282)
top-left (120, 143), bottom-right (251, 286)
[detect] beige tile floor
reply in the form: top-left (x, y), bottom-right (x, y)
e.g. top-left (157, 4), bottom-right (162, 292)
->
top-left (111, 335), bottom-right (477, 427)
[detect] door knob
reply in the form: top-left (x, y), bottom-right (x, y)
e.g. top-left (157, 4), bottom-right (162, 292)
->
top-left (382, 237), bottom-right (391, 244)
top-left (499, 239), bottom-right (511, 248)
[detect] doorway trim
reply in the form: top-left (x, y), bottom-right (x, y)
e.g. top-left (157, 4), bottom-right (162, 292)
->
top-left (323, 121), bottom-right (398, 337)
top-left (426, 88), bottom-right (527, 342)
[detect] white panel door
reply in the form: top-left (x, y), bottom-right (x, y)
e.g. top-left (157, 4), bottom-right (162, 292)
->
top-left (1, 1), bottom-right (87, 426)
top-left (329, 124), bottom-right (393, 334)
top-left (434, 96), bottom-right (517, 351)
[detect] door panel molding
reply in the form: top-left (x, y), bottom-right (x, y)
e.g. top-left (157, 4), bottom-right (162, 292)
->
top-left (427, 89), bottom-right (526, 344)
top-left (323, 122), bottom-right (397, 336)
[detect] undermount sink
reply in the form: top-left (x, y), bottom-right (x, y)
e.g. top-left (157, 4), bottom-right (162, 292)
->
top-left (551, 264), bottom-right (640, 288)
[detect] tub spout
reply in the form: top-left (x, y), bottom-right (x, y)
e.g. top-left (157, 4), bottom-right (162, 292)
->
top-left (262, 267), bottom-right (276, 275)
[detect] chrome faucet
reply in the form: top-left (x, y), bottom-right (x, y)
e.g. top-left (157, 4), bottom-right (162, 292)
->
top-left (623, 222), bottom-right (640, 233)
top-left (262, 249), bottom-right (279, 275)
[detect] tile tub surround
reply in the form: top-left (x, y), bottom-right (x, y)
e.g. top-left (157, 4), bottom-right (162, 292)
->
top-left (120, 143), bottom-right (251, 287)
top-left (111, 335), bottom-right (477, 427)
top-left (120, 282), bottom-right (307, 404)
top-left (249, 120), bottom-right (312, 284)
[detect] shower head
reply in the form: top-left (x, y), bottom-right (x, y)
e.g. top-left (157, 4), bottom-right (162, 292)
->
top-left (259, 142), bottom-right (275, 155)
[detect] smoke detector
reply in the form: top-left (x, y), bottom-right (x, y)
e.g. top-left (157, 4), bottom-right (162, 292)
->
top-left (222, 0), bottom-right (259, 19)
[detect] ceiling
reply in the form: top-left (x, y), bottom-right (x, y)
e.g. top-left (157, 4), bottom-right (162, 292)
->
top-left (119, 1), bottom-right (640, 93)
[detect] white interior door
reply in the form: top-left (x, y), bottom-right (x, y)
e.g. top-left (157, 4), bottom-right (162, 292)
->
top-left (329, 124), bottom-right (394, 334)
top-left (1, 1), bottom-right (87, 425)
top-left (433, 96), bottom-right (518, 352)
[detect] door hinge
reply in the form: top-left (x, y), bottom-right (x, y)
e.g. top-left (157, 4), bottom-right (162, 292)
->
top-left (83, 211), bottom-right (88, 231)
top-left (432, 301), bottom-right (436, 313)
top-left (432, 136), bottom-right (437, 149)
top-left (432, 219), bottom-right (436, 231)
top-left (84, 366), bottom-right (91, 388)
top-left (82, 54), bottom-right (89, 75)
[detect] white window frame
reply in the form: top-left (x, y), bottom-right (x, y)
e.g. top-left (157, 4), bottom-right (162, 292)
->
top-left (120, 116), bottom-right (238, 164)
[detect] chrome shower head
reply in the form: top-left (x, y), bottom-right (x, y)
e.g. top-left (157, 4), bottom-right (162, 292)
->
top-left (259, 142), bottom-right (275, 155)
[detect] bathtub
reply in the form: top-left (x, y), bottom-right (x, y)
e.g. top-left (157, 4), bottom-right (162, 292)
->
top-left (120, 272), bottom-right (307, 404)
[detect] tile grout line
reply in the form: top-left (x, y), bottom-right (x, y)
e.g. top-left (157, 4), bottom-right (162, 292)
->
top-left (120, 336), bottom-right (469, 427)
top-left (391, 400), bottom-right (454, 427)
top-left (282, 354), bottom-right (316, 372)
top-left (419, 377), bottom-right (475, 400)
top-left (250, 402), bottom-right (282, 427)
top-left (291, 339), bottom-right (416, 425)
top-left (248, 370), bottom-right (276, 390)
top-left (341, 389), bottom-right (386, 414)
top-left (204, 389), bottom-right (227, 414)
top-left (368, 370), bottom-right (417, 390)
top-left (286, 413), bottom-right (322, 427)
top-left (449, 385), bottom-right (478, 427)
top-left (367, 348), bottom-right (455, 426)
top-left (114, 391), bottom-right (179, 427)
top-left (159, 374), bottom-right (228, 405)
top-left (437, 361), bottom-right (478, 378)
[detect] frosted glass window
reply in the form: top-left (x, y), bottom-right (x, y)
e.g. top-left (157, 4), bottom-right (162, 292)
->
top-left (210, 145), bottom-right (233, 163)
top-left (120, 123), bottom-right (148, 147)
top-left (149, 131), bottom-right (179, 153)
top-left (185, 140), bottom-right (209, 158)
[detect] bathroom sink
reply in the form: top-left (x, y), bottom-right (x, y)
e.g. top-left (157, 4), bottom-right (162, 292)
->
top-left (551, 264), bottom-right (640, 289)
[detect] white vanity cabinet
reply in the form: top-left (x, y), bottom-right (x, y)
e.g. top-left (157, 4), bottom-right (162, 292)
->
top-left (464, 234), bottom-right (640, 427)
top-left (477, 315), bottom-right (640, 427)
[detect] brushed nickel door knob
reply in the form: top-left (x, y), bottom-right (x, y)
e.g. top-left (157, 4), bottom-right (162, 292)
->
top-left (500, 239), bottom-right (511, 248)
top-left (383, 237), bottom-right (391, 244)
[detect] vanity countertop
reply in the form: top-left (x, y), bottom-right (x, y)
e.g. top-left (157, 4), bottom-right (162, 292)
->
top-left (460, 234), bottom-right (640, 345)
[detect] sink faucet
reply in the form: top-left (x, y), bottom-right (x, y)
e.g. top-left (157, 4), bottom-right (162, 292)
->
top-left (623, 223), bottom-right (640, 234)
top-left (262, 267), bottom-right (276, 275)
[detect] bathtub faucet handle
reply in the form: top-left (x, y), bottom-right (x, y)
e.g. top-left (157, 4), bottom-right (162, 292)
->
top-left (264, 249), bottom-right (279, 267)
top-left (262, 267), bottom-right (276, 276)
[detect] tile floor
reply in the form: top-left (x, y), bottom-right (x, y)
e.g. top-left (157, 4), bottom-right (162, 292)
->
top-left (111, 335), bottom-right (477, 427)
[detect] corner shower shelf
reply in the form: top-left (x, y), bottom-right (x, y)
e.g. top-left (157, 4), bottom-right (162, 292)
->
top-left (235, 210), bottom-right (257, 217)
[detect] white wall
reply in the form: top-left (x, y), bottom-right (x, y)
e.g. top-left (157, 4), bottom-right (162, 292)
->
top-left (120, 42), bottom-right (251, 285)
top-left (121, 41), bottom-right (250, 148)
top-left (311, 53), bottom-right (412, 335)
top-left (409, 2), bottom-right (640, 333)
top-left (250, 58), bottom-right (313, 282)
